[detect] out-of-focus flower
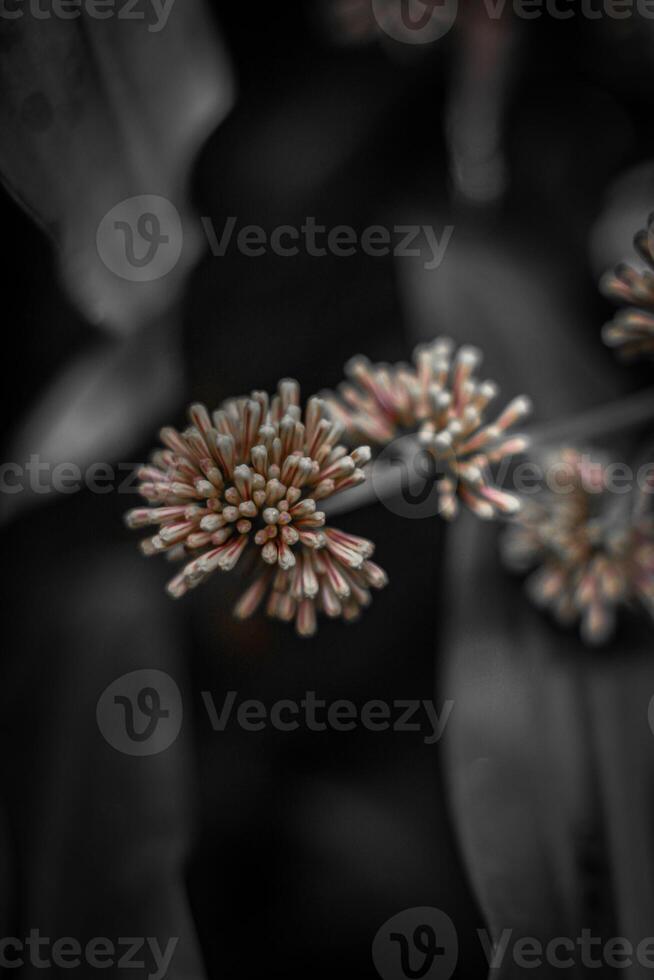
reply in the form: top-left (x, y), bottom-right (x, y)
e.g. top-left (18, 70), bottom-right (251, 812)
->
top-left (502, 448), bottom-right (654, 645)
top-left (126, 381), bottom-right (387, 636)
top-left (324, 338), bottom-right (531, 520)
top-left (320, 0), bottom-right (380, 44)
top-left (602, 212), bottom-right (654, 358)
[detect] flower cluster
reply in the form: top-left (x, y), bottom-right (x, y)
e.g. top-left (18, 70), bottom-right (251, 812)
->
top-left (602, 212), bottom-right (654, 358)
top-left (126, 381), bottom-right (387, 636)
top-left (323, 338), bottom-right (531, 520)
top-left (501, 449), bottom-right (654, 645)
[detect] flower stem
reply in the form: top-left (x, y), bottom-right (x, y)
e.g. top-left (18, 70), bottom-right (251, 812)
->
top-left (324, 386), bottom-right (654, 518)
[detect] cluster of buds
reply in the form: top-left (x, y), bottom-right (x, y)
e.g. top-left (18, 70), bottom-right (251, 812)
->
top-left (602, 212), bottom-right (654, 358)
top-left (323, 338), bottom-right (531, 520)
top-left (126, 380), bottom-right (387, 636)
top-left (502, 449), bottom-right (654, 645)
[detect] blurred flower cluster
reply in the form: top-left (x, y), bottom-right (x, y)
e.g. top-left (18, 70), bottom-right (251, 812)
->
top-left (602, 212), bottom-right (654, 358)
top-left (497, 211), bottom-right (654, 646)
top-left (502, 449), bottom-right (654, 645)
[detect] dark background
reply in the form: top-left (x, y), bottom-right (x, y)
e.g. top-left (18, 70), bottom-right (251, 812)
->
top-left (2, 3), bottom-right (654, 977)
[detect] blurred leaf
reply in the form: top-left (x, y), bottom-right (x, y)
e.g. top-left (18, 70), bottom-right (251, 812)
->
top-left (0, 3), bottom-right (235, 520)
top-left (0, 1), bottom-right (234, 332)
top-left (401, 218), bottom-right (649, 976)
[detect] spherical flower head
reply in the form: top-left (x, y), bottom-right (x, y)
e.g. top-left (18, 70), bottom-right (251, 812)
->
top-left (126, 380), bottom-right (388, 637)
top-left (323, 337), bottom-right (531, 520)
top-left (601, 213), bottom-right (654, 358)
top-left (501, 448), bottom-right (654, 646)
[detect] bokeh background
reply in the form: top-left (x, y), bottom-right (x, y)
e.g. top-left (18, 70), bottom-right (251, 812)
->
top-left (3, 2), bottom-right (654, 977)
